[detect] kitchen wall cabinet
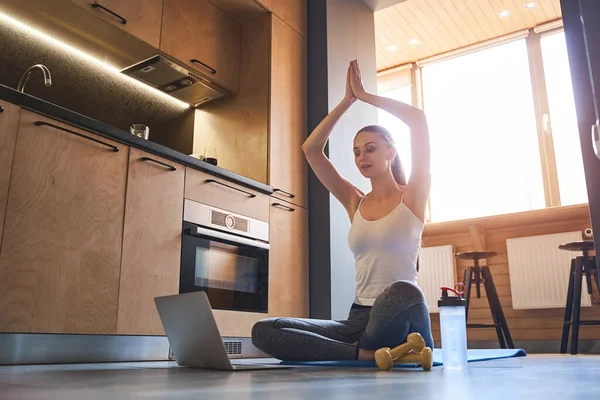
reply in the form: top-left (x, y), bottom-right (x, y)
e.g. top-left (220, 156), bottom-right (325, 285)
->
top-left (71, 0), bottom-right (164, 49)
top-left (0, 103), bottom-right (21, 251)
top-left (191, 14), bottom-right (270, 185)
top-left (161, 0), bottom-right (242, 93)
top-left (254, 0), bottom-right (272, 11)
top-left (117, 148), bottom-right (185, 335)
top-left (0, 110), bottom-right (128, 334)
top-left (206, 0), bottom-right (270, 22)
top-left (268, 198), bottom-right (309, 317)
top-left (269, 15), bottom-right (308, 208)
top-left (272, 0), bottom-right (307, 38)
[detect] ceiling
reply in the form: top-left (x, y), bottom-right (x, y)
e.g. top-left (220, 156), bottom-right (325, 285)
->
top-left (374, 0), bottom-right (563, 71)
top-left (361, 0), bottom-right (408, 12)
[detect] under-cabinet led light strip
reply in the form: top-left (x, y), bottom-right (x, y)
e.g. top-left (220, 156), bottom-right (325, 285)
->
top-left (0, 12), bottom-right (191, 109)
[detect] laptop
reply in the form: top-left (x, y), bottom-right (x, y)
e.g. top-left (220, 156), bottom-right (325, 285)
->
top-left (154, 291), bottom-right (291, 371)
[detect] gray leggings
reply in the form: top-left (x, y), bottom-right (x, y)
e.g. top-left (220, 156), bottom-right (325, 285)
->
top-left (251, 280), bottom-right (434, 361)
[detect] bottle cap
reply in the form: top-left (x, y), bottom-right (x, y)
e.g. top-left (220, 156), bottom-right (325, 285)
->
top-left (438, 283), bottom-right (466, 307)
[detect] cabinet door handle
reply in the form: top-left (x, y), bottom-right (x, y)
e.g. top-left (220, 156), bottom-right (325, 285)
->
top-left (190, 59), bottom-right (217, 75)
top-left (272, 202), bottom-right (295, 212)
top-left (273, 188), bottom-right (295, 198)
top-left (92, 3), bottom-right (127, 25)
top-left (0, 106), bottom-right (4, 113)
top-left (140, 156), bottom-right (177, 171)
top-left (204, 179), bottom-right (256, 198)
top-left (34, 121), bottom-right (119, 152)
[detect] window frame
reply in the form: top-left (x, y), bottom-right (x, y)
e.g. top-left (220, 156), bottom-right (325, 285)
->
top-left (377, 22), bottom-right (585, 223)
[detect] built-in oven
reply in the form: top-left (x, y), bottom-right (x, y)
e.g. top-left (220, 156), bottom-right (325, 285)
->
top-left (180, 199), bottom-right (269, 313)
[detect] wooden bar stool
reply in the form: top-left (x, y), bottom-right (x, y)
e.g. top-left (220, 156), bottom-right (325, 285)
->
top-left (559, 240), bottom-right (600, 355)
top-left (457, 250), bottom-right (515, 349)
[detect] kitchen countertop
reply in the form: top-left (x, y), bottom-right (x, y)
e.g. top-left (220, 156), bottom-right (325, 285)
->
top-left (0, 84), bottom-right (273, 195)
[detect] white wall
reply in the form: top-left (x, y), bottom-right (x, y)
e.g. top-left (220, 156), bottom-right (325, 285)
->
top-left (326, 0), bottom-right (379, 319)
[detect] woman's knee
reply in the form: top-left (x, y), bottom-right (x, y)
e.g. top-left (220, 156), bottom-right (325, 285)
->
top-left (251, 318), bottom-right (278, 352)
top-left (406, 302), bottom-right (434, 349)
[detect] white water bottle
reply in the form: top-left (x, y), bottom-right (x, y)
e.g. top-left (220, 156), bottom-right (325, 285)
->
top-left (438, 285), bottom-right (468, 369)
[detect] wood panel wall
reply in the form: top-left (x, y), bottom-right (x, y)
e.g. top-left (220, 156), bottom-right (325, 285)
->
top-left (423, 204), bottom-right (599, 343)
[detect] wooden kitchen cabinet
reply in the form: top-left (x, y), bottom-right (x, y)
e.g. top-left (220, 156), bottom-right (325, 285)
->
top-left (0, 103), bottom-right (21, 251)
top-left (255, 0), bottom-right (272, 10)
top-left (269, 16), bottom-right (308, 208)
top-left (272, 0), bottom-right (306, 38)
top-left (117, 148), bottom-right (185, 335)
top-left (185, 168), bottom-right (270, 222)
top-left (161, 0), bottom-right (241, 93)
top-left (268, 199), bottom-right (308, 318)
top-left (0, 110), bottom-right (128, 334)
top-left (71, 0), bottom-right (164, 48)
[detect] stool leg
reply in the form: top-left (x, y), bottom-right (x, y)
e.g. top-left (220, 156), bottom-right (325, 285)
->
top-left (591, 255), bottom-right (600, 294)
top-left (571, 257), bottom-right (584, 355)
top-left (463, 266), bottom-right (473, 322)
top-left (560, 259), bottom-right (576, 354)
top-left (584, 260), bottom-right (594, 295)
top-left (482, 269), bottom-right (506, 349)
top-left (482, 266), bottom-right (514, 349)
top-left (474, 264), bottom-right (482, 299)
top-left (595, 263), bottom-right (600, 294)
top-left (584, 256), bottom-right (599, 295)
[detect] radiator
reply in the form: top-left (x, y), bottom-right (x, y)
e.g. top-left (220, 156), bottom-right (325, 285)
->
top-left (506, 231), bottom-right (591, 310)
top-left (417, 245), bottom-right (457, 313)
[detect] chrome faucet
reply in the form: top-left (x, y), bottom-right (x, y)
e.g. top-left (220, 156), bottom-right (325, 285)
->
top-left (17, 64), bottom-right (52, 93)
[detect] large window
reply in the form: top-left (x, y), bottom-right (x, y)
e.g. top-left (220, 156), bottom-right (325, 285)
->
top-left (421, 39), bottom-right (545, 222)
top-left (377, 84), bottom-right (413, 180)
top-left (377, 29), bottom-right (588, 223)
top-left (541, 31), bottom-right (588, 206)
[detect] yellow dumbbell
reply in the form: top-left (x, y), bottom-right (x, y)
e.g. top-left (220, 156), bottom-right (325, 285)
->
top-left (395, 347), bottom-right (433, 370)
top-left (374, 333), bottom-right (426, 371)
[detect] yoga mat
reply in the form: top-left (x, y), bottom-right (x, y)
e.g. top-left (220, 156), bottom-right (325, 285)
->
top-left (280, 348), bottom-right (527, 368)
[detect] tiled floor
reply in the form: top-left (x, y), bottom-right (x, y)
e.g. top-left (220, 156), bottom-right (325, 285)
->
top-left (1, 355), bottom-right (599, 399)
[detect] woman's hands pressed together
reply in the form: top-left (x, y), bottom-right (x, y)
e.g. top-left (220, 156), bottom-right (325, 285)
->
top-left (342, 63), bottom-right (357, 106)
top-left (348, 60), bottom-right (368, 102)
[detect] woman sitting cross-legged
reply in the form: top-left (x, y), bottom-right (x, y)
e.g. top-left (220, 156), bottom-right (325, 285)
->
top-left (251, 60), bottom-right (434, 361)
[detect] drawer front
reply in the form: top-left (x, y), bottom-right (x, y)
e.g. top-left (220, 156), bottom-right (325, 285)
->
top-left (184, 168), bottom-right (269, 222)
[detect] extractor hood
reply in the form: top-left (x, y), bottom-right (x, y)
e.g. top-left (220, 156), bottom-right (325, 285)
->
top-left (121, 54), bottom-right (230, 107)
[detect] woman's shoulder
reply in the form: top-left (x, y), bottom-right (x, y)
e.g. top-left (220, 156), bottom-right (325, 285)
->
top-left (400, 187), bottom-right (427, 224)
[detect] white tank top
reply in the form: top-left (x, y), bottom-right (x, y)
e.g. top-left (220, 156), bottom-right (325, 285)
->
top-left (347, 193), bottom-right (424, 306)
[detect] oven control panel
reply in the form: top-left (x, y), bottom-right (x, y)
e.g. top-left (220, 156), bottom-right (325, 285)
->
top-left (183, 199), bottom-right (269, 242)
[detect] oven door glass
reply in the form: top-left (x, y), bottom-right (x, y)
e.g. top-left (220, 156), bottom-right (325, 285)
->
top-left (180, 222), bottom-right (268, 313)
